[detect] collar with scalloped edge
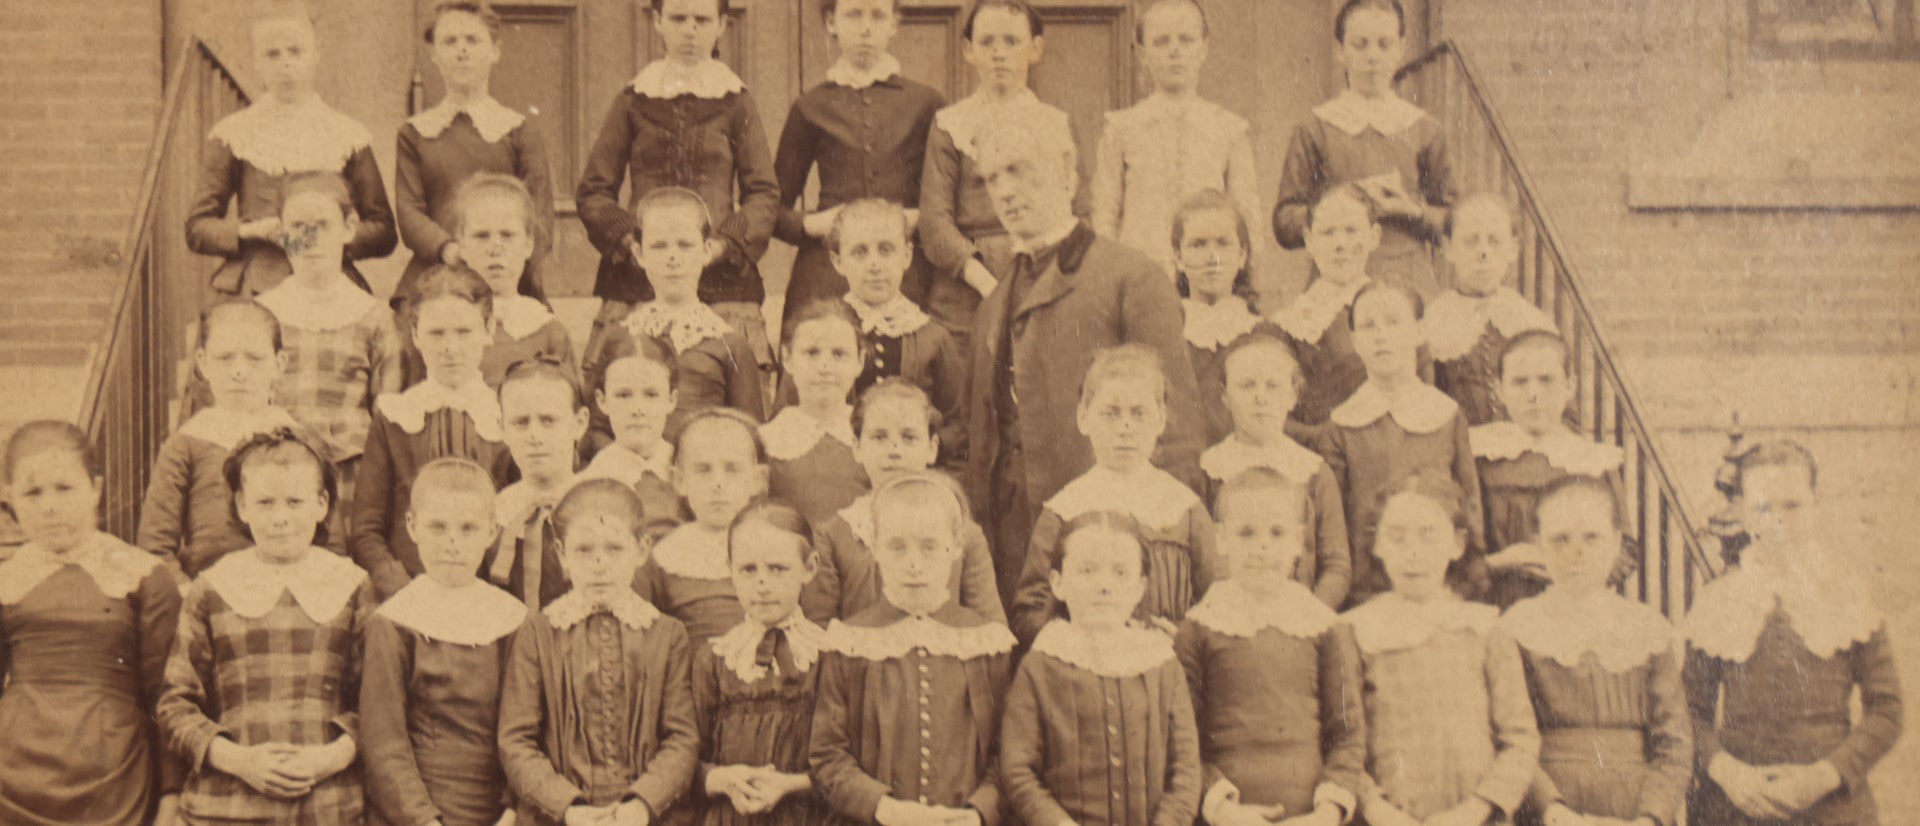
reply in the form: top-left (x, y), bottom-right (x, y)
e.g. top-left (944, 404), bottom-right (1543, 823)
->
top-left (200, 547), bottom-right (367, 622)
top-left (1199, 434), bottom-right (1325, 486)
top-left (545, 587), bottom-right (662, 631)
top-left (1469, 421), bottom-right (1622, 477)
top-left (1313, 90), bottom-right (1426, 137)
top-left (1028, 620), bottom-right (1176, 677)
top-left (1183, 297), bottom-right (1263, 351)
top-left (1185, 578), bottom-right (1338, 640)
top-left (1343, 592), bottom-right (1497, 655)
top-left (1269, 276), bottom-right (1369, 344)
top-left (210, 96), bottom-right (372, 176)
top-left (0, 533), bottom-right (165, 606)
top-left (630, 58), bottom-right (745, 99)
top-left (1502, 590), bottom-right (1675, 672)
top-left (375, 378), bottom-right (502, 441)
top-left (1045, 464), bottom-right (1200, 531)
top-left (1422, 288), bottom-right (1554, 362)
top-left (709, 613), bottom-right (829, 683)
top-left (824, 53), bottom-right (902, 90)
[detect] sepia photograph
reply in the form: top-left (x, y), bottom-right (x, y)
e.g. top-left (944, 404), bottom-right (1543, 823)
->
top-left (0, 0), bottom-right (1912, 823)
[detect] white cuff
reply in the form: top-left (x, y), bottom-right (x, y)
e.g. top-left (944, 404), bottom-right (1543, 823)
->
top-left (1201, 778), bottom-right (1241, 823)
top-left (1313, 782), bottom-right (1359, 824)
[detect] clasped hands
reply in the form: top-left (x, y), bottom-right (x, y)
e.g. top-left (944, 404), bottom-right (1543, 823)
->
top-left (207, 736), bottom-right (356, 800)
top-left (1710, 753), bottom-right (1841, 821)
top-left (706, 763), bottom-right (810, 815)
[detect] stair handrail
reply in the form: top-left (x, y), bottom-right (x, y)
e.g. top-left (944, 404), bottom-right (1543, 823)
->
top-left (1395, 41), bottom-right (1720, 608)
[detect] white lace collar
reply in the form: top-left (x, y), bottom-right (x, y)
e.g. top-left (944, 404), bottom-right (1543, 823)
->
top-left (200, 547), bottom-right (367, 622)
top-left (1185, 578), bottom-right (1337, 640)
top-left (623, 301), bottom-right (732, 355)
top-left (377, 576), bottom-right (527, 646)
top-left (1314, 90), bottom-right (1425, 137)
top-left (494, 295), bottom-right (555, 341)
top-left (544, 587), bottom-right (662, 631)
top-left (0, 533), bottom-right (163, 605)
top-left (824, 609), bottom-right (1015, 662)
top-left (837, 492), bottom-right (878, 548)
top-left (1270, 276), bottom-right (1368, 343)
top-left (1502, 591), bottom-right (1675, 673)
top-left (1684, 562), bottom-right (1884, 663)
top-left (846, 294), bottom-right (930, 338)
top-left (1200, 434), bottom-right (1325, 486)
top-left (761, 406), bottom-right (855, 461)
top-left (409, 95), bottom-right (525, 143)
top-left (1330, 380), bottom-right (1458, 434)
top-left (935, 89), bottom-right (1071, 161)
top-left (579, 440), bottom-right (674, 488)
top-left (1423, 289), bottom-right (1553, 362)
top-left (710, 614), bottom-right (829, 682)
top-left (1342, 592), bottom-right (1497, 655)
top-left (1183, 297), bottom-right (1262, 351)
top-left (375, 378), bottom-right (503, 441)
top-left (825, 53), bottom-right (902, 90)
top-left (630, 58), bottom-right (746, 99)
top-left (256, 278), bottom-right (384, 332)
top-left (210, 96), bottom-right (372, 176)
top-left (176, 405), bottom-right (303, 449)
top-left (1469, 422), bottom-right (1622, 477)
top-left (1046, 464), bottom-right (1201, 531)
top-left (1109, 94), bottom-right (1248, 134)
top-left (650, 524), bottom-right (731, 581)
top-left (493, 478), bottom-right (570, 533)
top-left (1029, 620), bottom-right (1177, 678)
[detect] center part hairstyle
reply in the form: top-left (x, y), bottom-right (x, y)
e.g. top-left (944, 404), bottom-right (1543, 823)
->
top-left (1134, 0), bottom-right (1210, 43)
top-left (1333, 0), bottom-right (1406, 41)
top-left (223, 428), bottom-right (340, 544)
top-left (1053, 508), bottom-right (1153, 576)
top-left (499, 355), bottom-right (587, 410)
top-left (1169, 188), bottom-right (1255, 301)
top-left (1496, 328), bottom-right (1570, 379)
top-left (197, 299), bottom-right (285, 353)
top-left (854, 378), bottom-right (942, 435)
top-left (826, 197), bottom-right (913, 255)
top-left (280, 171), bottom-right (357, 220)
top-left (424, 0), bottom-right (503, 41)
top-left (727, 497), bottom-right (815, 562)
top-left (962, 0), bottom-right (1044, 40)
top-left (407, 263), bottom-right (496, 328)
top-left (1078, 343), bottom-right (1171, 409)
top-left (632, 185), bottom-right (715, 241)
top-left (1213, 465), bottom-right (1308, 524)
top-left (869, 470), bottom-right (968, 538)
top-left (553, 477), bottom-right (651, 542)
top-left (450, 172), bottom-right (538, 237)
top-left (673, 406), bottom-right (770, 465)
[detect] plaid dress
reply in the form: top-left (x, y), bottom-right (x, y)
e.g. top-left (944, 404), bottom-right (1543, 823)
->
top-left (256, 279), bottom-right (405, 464)
top-left (157, 549), bottom-right (376, 824)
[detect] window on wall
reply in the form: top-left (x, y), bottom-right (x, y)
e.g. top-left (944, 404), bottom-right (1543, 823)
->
top-left (1750, 0), bottom-right (1918, 59)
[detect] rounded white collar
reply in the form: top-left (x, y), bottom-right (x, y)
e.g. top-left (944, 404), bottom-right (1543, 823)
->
top-left (1046, 465), bottom-right (1200, 531)
top-left (823, 612), bottom-right (1015, 662)
top-left (1029, 620), bottom-right (1176, 677)
top-left (651, 523), bottom-right (731, 581)
top-left (1185, 579), bottom-right (1337, 640)
top-left (0, 533), bottom-right (164, 605)
top-left (630, 58), bottom-right (745, 99)
top-left (1423, 288), bottom-right (1554, 362)
top-left (494, 295), bottom-right (556, 341)
top-left (1685, 562), bottom-right (1883, 663)
top-left (761, 406), bottom-right (855, 461)
top-left (1314, 90), bottom-right (1425, 137)
top-left (176, 405), bottom-right (303, 449)
top-left (200, 547), bottom-right (367, 622)
top-left (1199, 434), bottom-right (1325, 486)
top-left (409, 95), bottom-right (525, 143)
top-left (824, 53), bottom-right (902, 90)
top-left (579, 440), bottom-right (674, 488)
top-left (1183, 297), bottom-right (1263, 351)
top-left (211, 96), bottom-right (372, 176)
top-left (545, 587), bottom-right (662, 631)
top-left (1502, 591), bottom-right (1675, 673)
top-left (1329, 380), bottom-right (1459, 434)
top-left (377, 576), bottom-right (526, 646)
top-left (1469, 422), bottom-right (1622, 477)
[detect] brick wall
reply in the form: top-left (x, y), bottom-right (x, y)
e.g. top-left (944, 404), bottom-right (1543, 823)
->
top-left (0, 0), bottom-right (163, 368)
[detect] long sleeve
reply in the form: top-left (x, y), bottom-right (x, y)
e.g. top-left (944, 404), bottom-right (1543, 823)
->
top-left (1122, 262), bottom-right (1206, 491)
top-left (1089, 119), bottom-right (1124, 239)
top-left (967, 654), bottom-right (1011, 826)
top-left (1475, 626), bottom-right (1542, 815)
top-left (809, 651), bottom-right (892, 821)
top-left (156, 584), bottom-right (227, 772)
top-left (1009, 511), bottom-right (1066, 646)
top-left (1171, 623), bottom-right (1229, 794)
top-left (800, 526), bottom-right (847, 624)
top-left (136, 566), bottom-right (189, 795)
top-left (577, 92), bottom-right (639, 255)
top-left (1319, 624), bottom-right (1369, 801)
top-left (498, 622), bottom-right (587, 820)
top-left (917, 125), bottom-right (975, 272)
top-left (1411, 128), bottom-right (1454, 244)
top-left (1309, 468), bottom-right (1352, 608)
top-left (690, 647), bottom-right (723, 798)
top-left (394, 128), bottom-right (451, 263)
top-left (328, 581), bottom-right (375, 741)
top-left (1186, 507), bottom-right (1219, 604)
top-left (1682, 644), bottom-right (1725, 776)
top-left (1156, 664), bottom-right (1205, 826)
top-left (370, 313), bottom-right (407, 402)
top-left (349, 420), bottom-right (412, 599)
top-left (627, 623), bottom-right (700, 814)
top-left (1826, 628), bottom-right (1905, 791)
top-left (1271, 124), bottom-right (1322, 250)
top-left (928, 326), bottom-right (969, 466)
top-left (958, 524), bottom-right (1006, 624)
top-left (1450, 415), bottom-right (1487, 574)
top-left (136, 437), bottom-right (193, 564)
top-left (344, 146), bottom-right (399, 261)
top-left (1636, 645), bottom-right (1695, 826)
top-left (772, 98), bottom-right (819, 246)
top-left (1224, 128), bottom-right (1265, 254)
top-left (712, 92), bottom-right (781, 272)
top-left (512, 120), bottom-right (558, 261)
top-left (722, 333), bottom-right (766, 422)
top-left (186, 136), bottom-right (243, 257)
top-left (360, 617), bottom-right (443, 826)
top-left (999, 662), bottom-right (1076, 826)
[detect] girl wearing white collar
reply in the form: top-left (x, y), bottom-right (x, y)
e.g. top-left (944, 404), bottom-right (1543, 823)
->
top-left (1173, 190), bottom-right (1279, 446)
top-left (1472, 330), bottom-right (1630, 609)
top-left (156, 429), bottom-right (376, 823)
top-left (360, 458), bottom-right (526, 826)
top-left (1009, 345), bottom-right (1217, 646)
top-left (1427, 194), bottom-right (1555, 426)
top-left (687, 500), bottom-right (832, 824)
top-left (0, 422), bottom-right (185, 826)
top-left (1684, 443), bottom-right (1902, 826)
top-left (1272, 0), bottom-right (1454, 301)
top-left (764, 300), bottom-right (871, 526)
top-left (1343, 478), bottom-right (1539, 826)
top-left (393, 0), bottom-right (554, 307)
top-left (773, 0), bottom-right (945, 329)
top-left (1322, 282), bottom-right (1482, 607)
top-left (139, 300), bottom-right (308, 576)
top-left (576, 0), bottom-right (780, 405)
top-left (1174, 467), bottom-right (1365, 826)
top-left (352, 266), bottom-right (510, 600)
top-left (186, 3), bottom-right (395, 297)
top-left (421, 174), bottom-right (576, 388)
top-left (1499, 477), bottom-right (1689, 826)
top-left (483, 360), bottom-right (589, 610)
top-left (580, 334), bottom-right (686, 528)
top-left (642, 408), bottom-right (768, 645)
top-left (1002, 510), bottom-right (1204, 826)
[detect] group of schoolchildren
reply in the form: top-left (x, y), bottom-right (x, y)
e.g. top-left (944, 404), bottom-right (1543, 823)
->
top-left (0, 0), bottom-right (1903, 824)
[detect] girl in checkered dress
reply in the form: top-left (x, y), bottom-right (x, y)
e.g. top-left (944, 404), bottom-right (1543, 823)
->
top-left (156, 429), bottom-right (377, 825)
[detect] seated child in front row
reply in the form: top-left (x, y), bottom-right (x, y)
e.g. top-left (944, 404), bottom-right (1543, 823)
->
top-left (586, 187), bottom-right (766, 450)
top-left (765, 299), bottom-right (872, 526)
top-left (1011, 344), bottom-right (1217, 645)
top-left (361, 458), bottom-right (527, 826)
top-left (1474, 330), bottom-right (1632, 609)
top-left (1500, 477), bottom-right (1690, 826)
top-left (810, 473), bottom-right (1016, 826)
top-left (1321, 282), bottom-right (1482, 607)
top-left (157, 429), bottom-right (375, 823)
top-left (482, 360), bottom-right (590, 610)
top-left (1172, 189), bottom-right (1273, 446)
top-left (580, 332), bottom-right (687, 526)
top-left (688, 500), bottom-right (832, 825)
top-left (1202, 334), bottom-right (1351, 608)
top-left (1343, 477), bottom-right (1539, 826)
top-left (1175, 467), bottom-right (1366, 826)
top-left (497, 479), bottom-right (700, 826)
top-left (1684, 443), bottom-right (1903, 826)
top-left (138, 300), bottom-right (310, 576)
top-left (1001, 510), bottom-right (1204, 826)
top-left (354, 264), bottom-right (511, 599)
top-left (641, 408), bottom-right (769, 645)
top-left (802, 380), bottom-right (1002, 624)
top-left (1425, 193), bottom-right (1553, 426)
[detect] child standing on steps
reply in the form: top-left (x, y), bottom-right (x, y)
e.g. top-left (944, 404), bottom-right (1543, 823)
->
top-left (577, 0), bottom-right (780, 403)
top-left (1426, 194), bottom-right (1554, 426)
top-left (1171, 190), bottom-right (1276, 446)
top-left (641, 408), bottom-right (769, 645)
top-left (1092, 0), bottom-right (1262, 280)
top-left (1274, 0), bottom-right (1454, 301)
top-left (483, 360), bottom-right (590, 610)
top-left (187, 1), bottom-right (395, 297)
top-left (765, 300), bottom-right (871, 526)
top-left (773, 0), bottom-right (945, 319)
top-left (1270, 185), bottom-right (1398, 432)
top-left (580, 333), bottom-right (687, 528)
